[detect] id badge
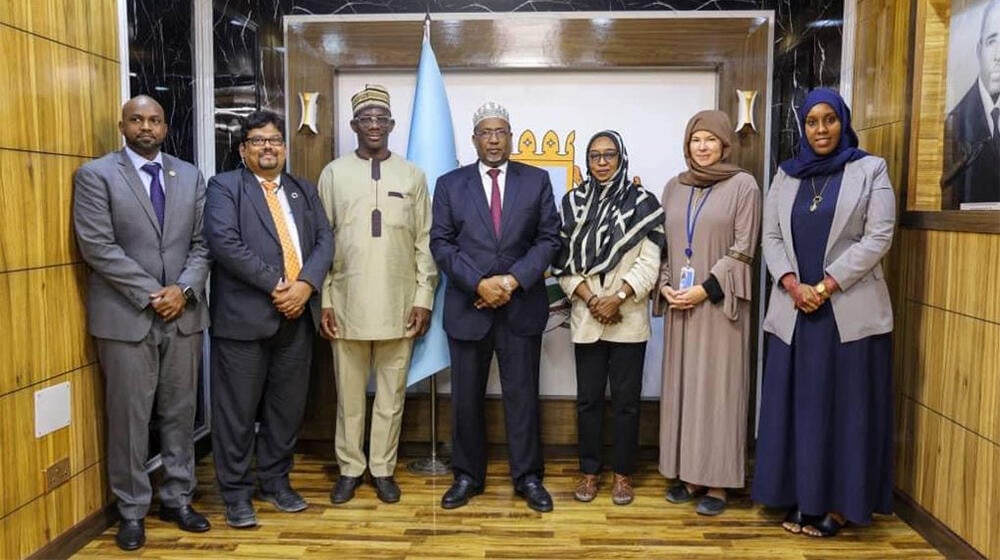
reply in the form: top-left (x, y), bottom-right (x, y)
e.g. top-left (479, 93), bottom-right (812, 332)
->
top-left (678, 266), bottom-right (696, 290)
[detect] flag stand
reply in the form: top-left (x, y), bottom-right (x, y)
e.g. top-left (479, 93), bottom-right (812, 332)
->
top-left (406, 374), bottom-right (450, 475)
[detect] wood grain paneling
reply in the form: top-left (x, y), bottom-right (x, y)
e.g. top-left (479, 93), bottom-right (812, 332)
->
top-left (0, 365), bottom-right (104, 518)
top-left (0, 461), bottom-right (105, 560)
top-left (0, 150), bottom-right (89, 272)
top-left (898, 228), bottom-right (1000, 324)
top-left (895, 397), bottom-right (999, 559)
top-left (0, 265), bottom-right (93, 396)
top-left (73, 455), bottom-right (942, 559)
top-left (854, 0), bottom-right (911, 130)
top-left (0, 25), bottom-right (120, 157)
top-left (898, 301), bottom-right (1000, 443)
top-left (0, 0), bottom-right (119, 61)
top-left (907, 0), bottom-right (949, 211)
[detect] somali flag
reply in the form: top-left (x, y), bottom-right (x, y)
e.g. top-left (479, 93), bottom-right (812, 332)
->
top-left (406, 20), bottom-right (457, 387)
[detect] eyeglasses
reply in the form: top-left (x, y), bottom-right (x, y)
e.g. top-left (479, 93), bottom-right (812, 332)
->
top-left (587, 151), bottom-right (619, 163)
top-left (245, 136), bottom-right (285, 147)
top-left (474, 128), bottom-right (511, 140)
top-left (354, 115), bottom-right (393, 128)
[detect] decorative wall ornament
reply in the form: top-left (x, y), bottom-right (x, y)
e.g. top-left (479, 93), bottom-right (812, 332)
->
top-left (298, 91), bottom-right (319, 133)
top-left (735, 89), bottom-right (759, 133)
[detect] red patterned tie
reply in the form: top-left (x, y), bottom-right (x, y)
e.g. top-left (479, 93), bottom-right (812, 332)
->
top-left (487, 168), bottom-right (502, 237)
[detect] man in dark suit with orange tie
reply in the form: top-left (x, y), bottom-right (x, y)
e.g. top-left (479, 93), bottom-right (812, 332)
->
top-left (430, 102), bottom-right (561, 512)
top-left (204, 110), bottom-right (333, 528)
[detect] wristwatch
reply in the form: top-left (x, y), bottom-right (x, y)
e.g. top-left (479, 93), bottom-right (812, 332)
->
top-left (179, 284), bottom-right (197, 303)
top-left (501, 275), bottom-right (514, 292)
top-left (616, 289), bottom-right (628, 301)
top-left (814, 282), bottom-right (827, 296)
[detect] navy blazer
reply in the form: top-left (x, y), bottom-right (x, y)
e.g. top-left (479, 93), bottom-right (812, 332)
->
top-left (946, 83), bottom-right (1000, 205)
top-left (430, 161), bottom-right (561, 341)
top-left (204, 168), bottom-right (334, 340)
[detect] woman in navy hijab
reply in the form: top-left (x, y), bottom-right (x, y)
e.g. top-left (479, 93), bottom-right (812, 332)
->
top-left (751, 88), bottom-right (897, 537)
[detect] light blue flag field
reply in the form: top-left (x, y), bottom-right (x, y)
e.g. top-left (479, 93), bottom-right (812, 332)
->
top-left (407, 21), bottom-right (458, 387)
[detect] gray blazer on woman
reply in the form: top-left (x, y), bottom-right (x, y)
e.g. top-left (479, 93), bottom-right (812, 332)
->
top-left (762, 155), bottom-right (896, 345)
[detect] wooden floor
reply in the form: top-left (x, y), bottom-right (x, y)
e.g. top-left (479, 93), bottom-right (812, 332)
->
top-left (73, 454), bottom-right (943, 559)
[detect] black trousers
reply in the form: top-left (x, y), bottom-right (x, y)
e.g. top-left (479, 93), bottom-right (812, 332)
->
top-left (448, 322), bottom-right (544, 488)
top-left (574, 340), bottom-right (646, 476)
top-left (210, 316), bottom-right (313, 504)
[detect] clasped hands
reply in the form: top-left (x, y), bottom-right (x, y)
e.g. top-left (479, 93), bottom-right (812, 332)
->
top-left (474, 275), bottom-right (518, 310)
top-left (587, 293), bottom-right (623, 325)
top-left (149, 285), bottom-right (186, 321)
top-left (659, 285), bottom-right (708, 311)
top-left (272, 279), bottom-right (313, 320)
top-left (320, 305), bottom-right (431, 340)
top-left (781, 274), bottom-right (836, 313)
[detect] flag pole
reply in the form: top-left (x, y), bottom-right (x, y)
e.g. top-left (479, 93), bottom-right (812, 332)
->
top-left (407, 12), bottom-right (450, 476)
top-left (407, 373), bottom-right (450, 475)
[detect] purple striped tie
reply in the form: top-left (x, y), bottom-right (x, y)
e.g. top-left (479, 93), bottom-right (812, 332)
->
top-left (141, 162), bottom-right (165, 228)
top-left (487, 168), bottom-right (501, 237)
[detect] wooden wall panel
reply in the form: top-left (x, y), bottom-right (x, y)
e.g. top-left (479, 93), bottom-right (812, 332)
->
top-left (0, 151), bottom-right (88, 272)
top-left (0, 25), bottom-right (120, 157)
top-left (908, 0), bottom-right (949, 211)
top-left (0, 461), bottom-right (106, 560)
top-left (0, 2), bottom-right (118, 556)
top-left (895, 397), bottom-right (999, 559)
top-left (854, 0), bottom-right (910, 130)
top-left (0, 0), bottom-right (119, 61)
top-left (0, 365), bottom-right (104, 518)
top-left (0, 266), bottom-right (93, 396)
top-left (898, 301), bottom-right (1000, 443)
top-left (899, 229), bottom-right (1000, 324)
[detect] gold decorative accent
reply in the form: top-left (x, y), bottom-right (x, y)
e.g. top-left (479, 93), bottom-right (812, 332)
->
top-left (726, 249), bottom-right (753, 264)
top-left (298, 92), bottom-right (319, 134)
top-left (511, 129), bottom-right (579, 192)
top-left (735, 89), bottom-right (758, 133)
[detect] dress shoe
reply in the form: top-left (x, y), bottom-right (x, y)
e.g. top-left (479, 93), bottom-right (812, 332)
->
top-left (611, 473), bottom-right (634, 506)
top-left (574, 474), bottom-right (599, 502)
top-left (115, 518), bottom-right (145, 551)
top-left (225, 500), bottom-right (257, 528)
top-left (372, 476), bottom-right (401, 503)
top-left (159, 504), bottom-right (211, 532)
top-left (330, 475), bottom-right (362, 504)
top-left (258, 487), bottom-right (308, 512)
top-left (441, 478), bottom-right (483, 509)
top-left (515, 479), bottom-right (554, 513)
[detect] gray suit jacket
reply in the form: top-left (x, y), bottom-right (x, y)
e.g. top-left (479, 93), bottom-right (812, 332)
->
top-left (73, 149), bottom-right (211, 342)
top-left (762, 155), bottom-right (895, 344)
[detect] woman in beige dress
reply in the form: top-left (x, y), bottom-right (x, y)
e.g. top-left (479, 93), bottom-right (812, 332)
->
top-left (656, 110), bottom-right (761, 516)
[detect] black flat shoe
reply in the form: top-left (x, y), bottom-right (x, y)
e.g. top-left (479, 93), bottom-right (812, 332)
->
top-left (695, 495), bottom-right (726, 516)
top-left (515, 479), bottom-right (553, 513)
top-left (115, 518), bottom-right (145, 551)
top-left (665, 482), bottom-right (706, 504)
top-left (441, 478), bottom-right (483, 509)
top-left (159, 504), bottom-right (211, 532)
top-left (804, 514), bottom-right (846, 537)
top-left (781, 508), bottom-right (817, 534)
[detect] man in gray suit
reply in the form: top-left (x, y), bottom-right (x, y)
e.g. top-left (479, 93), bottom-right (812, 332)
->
top-left (73, 95), bottom-right (212, 551)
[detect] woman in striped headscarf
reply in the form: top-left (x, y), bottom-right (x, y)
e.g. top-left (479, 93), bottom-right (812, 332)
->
top-left (554, 130), bottom-right (664, 506)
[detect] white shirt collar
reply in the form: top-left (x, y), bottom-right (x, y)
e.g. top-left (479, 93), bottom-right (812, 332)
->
top-left (977, 78), bottom-right (1000, 134)
top-left (124, 146), bottom-right (163, 172)
top-left (478, 160), bottom-right (509, 177)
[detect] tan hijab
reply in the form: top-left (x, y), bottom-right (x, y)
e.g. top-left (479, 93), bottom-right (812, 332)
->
top-left (678, 110), bottom-right (746, 187)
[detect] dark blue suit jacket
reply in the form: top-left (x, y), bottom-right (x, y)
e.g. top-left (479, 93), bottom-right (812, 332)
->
top-left (946, 83), bottom-right (1000, 205)
top-left (430, 161), bottom-right (561, 341)
top-left (204, 168), bottom-right (334, 340)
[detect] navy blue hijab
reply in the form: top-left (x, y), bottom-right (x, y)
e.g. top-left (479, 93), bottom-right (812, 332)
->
top-left (780, 88), bottom-right (868, 179)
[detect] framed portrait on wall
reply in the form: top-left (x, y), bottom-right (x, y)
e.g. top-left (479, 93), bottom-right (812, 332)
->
top-left (942, 0), bottom-right (1000, 210)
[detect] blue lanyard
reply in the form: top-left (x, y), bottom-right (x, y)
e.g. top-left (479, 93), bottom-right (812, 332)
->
top-left (685, 186), bottom-right (712, 261)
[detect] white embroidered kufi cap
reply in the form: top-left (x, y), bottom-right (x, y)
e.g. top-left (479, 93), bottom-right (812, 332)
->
top-left (472, 101), bottom-right (510, 127)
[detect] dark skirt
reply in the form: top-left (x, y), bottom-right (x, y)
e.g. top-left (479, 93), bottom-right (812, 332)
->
top-left (751, 305), bottom-right (894, 525)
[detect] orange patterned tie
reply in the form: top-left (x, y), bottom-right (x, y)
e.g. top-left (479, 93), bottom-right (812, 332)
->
top-left (261, 180), bottom-right (302, 282)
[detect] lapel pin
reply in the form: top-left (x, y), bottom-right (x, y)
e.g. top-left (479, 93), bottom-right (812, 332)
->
top-left (168, 170), bottom-right (176, 177)
top-left (290, 192), bottom-right (299, 199)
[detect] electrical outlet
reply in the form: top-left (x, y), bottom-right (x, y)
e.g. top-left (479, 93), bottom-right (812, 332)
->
top-left (45, 457), bottom-right (71, 491)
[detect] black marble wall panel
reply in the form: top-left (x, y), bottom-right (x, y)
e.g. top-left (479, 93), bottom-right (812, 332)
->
top-left (128, 0), bottom-right (844, 171)
top-left (127, 0), bottom-right (195, 164)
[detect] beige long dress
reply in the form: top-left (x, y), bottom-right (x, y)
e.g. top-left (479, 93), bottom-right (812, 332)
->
top-left (656, 171), bottom-right (761, 489)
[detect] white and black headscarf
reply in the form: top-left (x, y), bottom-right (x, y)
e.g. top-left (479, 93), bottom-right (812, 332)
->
top-left (553, 130), bottom-right (665, 277)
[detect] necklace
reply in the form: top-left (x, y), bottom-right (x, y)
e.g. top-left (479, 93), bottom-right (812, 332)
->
top-left (809, 175), bottom-right (832, 212)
